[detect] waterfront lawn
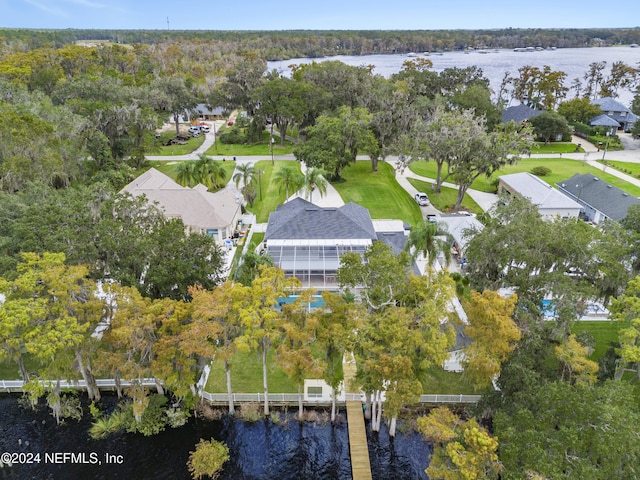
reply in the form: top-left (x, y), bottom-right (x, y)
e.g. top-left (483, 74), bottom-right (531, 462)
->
top-left (332, 161), bottom-right (423, 226)
top-left (407, 178), bottom-right (483, 214)
top-left (421, 366), bottom-right (480, 395)
top-left (154, 132), bottom-right (205, 156)
top-left (205, 350), bottom-right (297, 393)
top-left (571, 321), bottom-right (621, 361)
top-left (409, 158), bottom-right (640, 197)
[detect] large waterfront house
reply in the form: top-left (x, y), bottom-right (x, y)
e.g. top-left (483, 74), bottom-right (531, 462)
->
top-left (498, 172), bottom-right (582, 220)
top-left (501, 104), bottom-right (542, 125)
top-left (589, 97), bottom-right (638, 132)
top-left (121, 168), bottom-right (242, 244)
top-left (557, 173), bottom-right (640, 224)
top-left (264, 198), bottom-right (409, 289)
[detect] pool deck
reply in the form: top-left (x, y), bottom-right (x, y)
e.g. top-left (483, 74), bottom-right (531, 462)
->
top-left (343, 354), bottom-right (373, 480)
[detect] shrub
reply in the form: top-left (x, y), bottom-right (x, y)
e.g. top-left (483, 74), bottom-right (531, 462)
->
top-left (218, 127), bottom-right (247, 144)
top-left (572, 122), bottom-right (596, 137)
top-left (238, 403), bottom-right (262, 422)
top-left (530, 166), bottom-right (552, 176)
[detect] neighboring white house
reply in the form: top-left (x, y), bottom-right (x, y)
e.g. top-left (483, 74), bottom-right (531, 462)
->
top-left (121, 168), bottom-right (242, 244)
top-left (498, 172), bottom-right (583, 219)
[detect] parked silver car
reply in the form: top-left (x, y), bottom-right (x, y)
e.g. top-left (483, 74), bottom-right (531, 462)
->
top-left (414, 192), bottom-right (430, 206)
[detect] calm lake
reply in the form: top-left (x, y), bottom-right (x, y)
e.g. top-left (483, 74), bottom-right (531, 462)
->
top-left (0, 395), bottom-right (431, 479)
top-left (268, 46), bottom-right (640, 105)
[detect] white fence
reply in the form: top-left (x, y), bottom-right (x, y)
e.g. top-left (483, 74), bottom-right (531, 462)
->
top-left (0, 378), bottom-right (160, 392)
top-left (199, 391), bottom-right (481, 405)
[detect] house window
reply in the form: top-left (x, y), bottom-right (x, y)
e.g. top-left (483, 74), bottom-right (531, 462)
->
top-left (307, 386), bottom-right (323, 398)
top-left (620, 112), bottom-right (627, 117)
top-left (206, 229), bottom-right (218, 238)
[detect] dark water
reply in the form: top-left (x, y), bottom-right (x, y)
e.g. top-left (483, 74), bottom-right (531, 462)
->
top-left (0, 395), bottom-right (430, 480)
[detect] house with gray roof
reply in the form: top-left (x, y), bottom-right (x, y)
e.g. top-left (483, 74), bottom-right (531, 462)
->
top-left (501, 104), bottom-right (543, 124)
top-left (589, 113), bottom-right (621, 136)
top-left (264, 198), bottom-right (409, 288)
top-left (556, 173), bottom-right (640, 224)
top-left (590, 97), bottom-right (638, 132)
top-left (121, 168), bottom-right (242, 244)
top-left (499, 172), bottom-right (582, 219)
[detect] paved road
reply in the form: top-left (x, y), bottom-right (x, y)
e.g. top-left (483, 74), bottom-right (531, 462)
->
top-left (145, 133), bottom-right (640, 213)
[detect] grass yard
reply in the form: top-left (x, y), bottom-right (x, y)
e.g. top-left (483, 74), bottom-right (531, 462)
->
top-left (409, 158), bottom-right (640, 197)
top-left (205, 131), bottom-right (294, 157)
top-left (571, 321), bottom-right (621, 361)
top-left (147, 160), bottom-right (236, 188)
top-left (420, 366), bottom-right (481, 395)
top-left (533, 142), bottom-right (582, 154)
top-left (245, 160), bottom-right (299, 222)
top-left (205, 350), bottom-right (298, 393)
top-left (601, 160), bottom-right (640, 178)
top-left (204, 349), bottom-right (477, 395)
top-left (332, 161), bottom-right (424, 226)
top-left (154, 132), bottom-right (205, 156)
top-left (407, 178), bottom-right (483, 214)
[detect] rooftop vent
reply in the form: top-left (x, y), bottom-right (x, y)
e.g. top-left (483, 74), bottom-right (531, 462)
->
top-left (623, 193), bottom-right (629, 197)
top-left (593, 177), bottom-right (599, 181)
top-left (607, 185), bottom-right (613, 188)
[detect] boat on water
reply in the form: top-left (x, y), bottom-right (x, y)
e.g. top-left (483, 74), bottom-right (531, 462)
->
top-left (631, 44), bottom-right (639, 48)
top-left (406, 52), bottom-right (419, 57)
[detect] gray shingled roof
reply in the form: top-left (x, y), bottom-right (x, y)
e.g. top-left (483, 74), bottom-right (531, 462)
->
top-left (501, 104), bottom-right (543, 124)
top-left (265, 197), bottom-right (377, 240)
top-left (589, 113), bottom-right (620, 127)
top-left (557, 173), bottom-right (640, 221)
top-left (592, 97), bottom-right (632, 113)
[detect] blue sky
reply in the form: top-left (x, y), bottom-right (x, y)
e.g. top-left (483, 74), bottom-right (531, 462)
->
top-left (1, 0), bottom-right (639, 30)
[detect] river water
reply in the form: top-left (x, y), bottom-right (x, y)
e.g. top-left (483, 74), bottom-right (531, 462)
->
top-left (0, 395), bottom-right (431, 479)
top-left (268, 46), bottom-right (640, 106)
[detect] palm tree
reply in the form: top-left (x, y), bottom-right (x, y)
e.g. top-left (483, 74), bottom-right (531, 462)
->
top-left (273, 164), bottom-right (304, 201)
top-left (405, 220), bottom-right (451, 267)
top-left (232, 163), bottom-right (255, 190)
top-left (195, 154), bottom-right (227, 190)
top-left (175, 161), bottom-right (199, 187)
top-left (303, 167), bottom-right (328, 204)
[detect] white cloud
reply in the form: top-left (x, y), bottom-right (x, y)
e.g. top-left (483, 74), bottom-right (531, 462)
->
top-left (63, 0), bottom-right (107, 8)
top-left (23, 0), bottom-right (68, 17)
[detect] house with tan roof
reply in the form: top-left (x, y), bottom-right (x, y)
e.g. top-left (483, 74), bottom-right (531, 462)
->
top-left (121, 168), bottom-right (242, 244)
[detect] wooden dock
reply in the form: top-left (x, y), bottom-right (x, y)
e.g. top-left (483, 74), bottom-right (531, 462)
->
top-left (343, 354), bottom-right (373, 480)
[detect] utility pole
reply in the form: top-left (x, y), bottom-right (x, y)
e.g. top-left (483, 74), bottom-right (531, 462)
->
top-left (166, 17), bottom-right (170, 30)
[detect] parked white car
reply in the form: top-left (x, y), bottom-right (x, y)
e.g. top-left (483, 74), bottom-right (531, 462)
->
top-left (414, 192), bottom-right (430, 206)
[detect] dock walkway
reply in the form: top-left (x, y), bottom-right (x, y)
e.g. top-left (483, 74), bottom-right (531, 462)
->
top-left (343, 355), bottom-right (372, 480)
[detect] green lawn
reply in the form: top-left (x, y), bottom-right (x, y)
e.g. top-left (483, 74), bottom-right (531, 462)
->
top-left (409, 158), bottom-right (640, 197)
top-left (205, 131), bottom-right (294, 157)
top-left (421, 366), bottom-right (481, 395)
top-left (245, 160), bottom-right (300, 222)
top-left (533, 142), bottom-right (582, 154)
top-left (204, 349), bottom-right (477, 395)
top-left (601, 160), bottom-right (640, 178)
top-left (205, 350), bottom-right (297, 393)
top-left (407, 178), bottom-right (483, 214)
top-left (332, 161), bottom-right (424, 226)
top-left (154, 132), bottom-right (205, 156)
top-left (571, 321), bottom-right (621, 361)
